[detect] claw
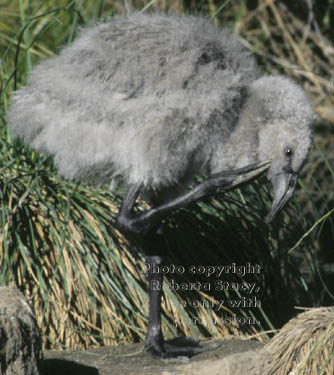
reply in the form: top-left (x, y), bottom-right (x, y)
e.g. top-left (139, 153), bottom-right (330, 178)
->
top-left (226, 160), bottom-right (271, 188)
top-left (209, 160), bottom-right (271, 194)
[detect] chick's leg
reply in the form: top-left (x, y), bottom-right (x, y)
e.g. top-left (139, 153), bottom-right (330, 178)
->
top-left (114, 161), bottom-right (269, 358)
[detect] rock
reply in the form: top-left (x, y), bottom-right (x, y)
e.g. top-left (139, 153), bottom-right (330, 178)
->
top-left (43, 339), bottom-right (265, 375)
top-left (0, 286), bottom-right (43, 375)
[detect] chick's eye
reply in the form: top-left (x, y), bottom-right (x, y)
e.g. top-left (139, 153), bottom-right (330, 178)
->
top-left (285, 148), bottom-right (293, 158)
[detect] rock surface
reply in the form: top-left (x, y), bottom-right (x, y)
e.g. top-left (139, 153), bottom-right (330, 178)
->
top-left (0, 286), bottom-right (43, 375)
top-left (2, 286), bottom-right (331, 374)
top-left (43, 339), bottom-right (265, 375)
top-left (0, 286), bottom-right (267, 375)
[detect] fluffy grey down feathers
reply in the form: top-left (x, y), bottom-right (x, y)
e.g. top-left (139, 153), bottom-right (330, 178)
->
top-left (8, 13), bottom-right (316, 191)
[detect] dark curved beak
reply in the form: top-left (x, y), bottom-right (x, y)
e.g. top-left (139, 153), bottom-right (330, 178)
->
top-left (265, 170), bottom-right (298, 224)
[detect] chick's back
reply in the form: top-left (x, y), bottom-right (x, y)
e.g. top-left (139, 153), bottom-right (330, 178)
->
top-left (9, 13), bottom-right (258, 189)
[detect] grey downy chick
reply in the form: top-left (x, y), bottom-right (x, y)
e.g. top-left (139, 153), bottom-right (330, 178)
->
top-left (8, 13), bottom-right (316, 221)
top-left (8, 12), bottom-right (317, 357)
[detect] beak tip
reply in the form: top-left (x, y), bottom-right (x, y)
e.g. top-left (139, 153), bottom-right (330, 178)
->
top-left (266, 171), bottom-right (299, 225)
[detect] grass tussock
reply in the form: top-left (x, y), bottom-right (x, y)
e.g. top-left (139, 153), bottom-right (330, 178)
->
top-left (264, 307), bottom-right (334, 375)
top-left (0, 1), bottom-right (333, 366)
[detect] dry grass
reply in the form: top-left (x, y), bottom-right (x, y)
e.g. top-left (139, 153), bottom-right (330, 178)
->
top-left (234, 0), bottom-right (334, 124)
top-left (263, 307), bottom-right (334, 375)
